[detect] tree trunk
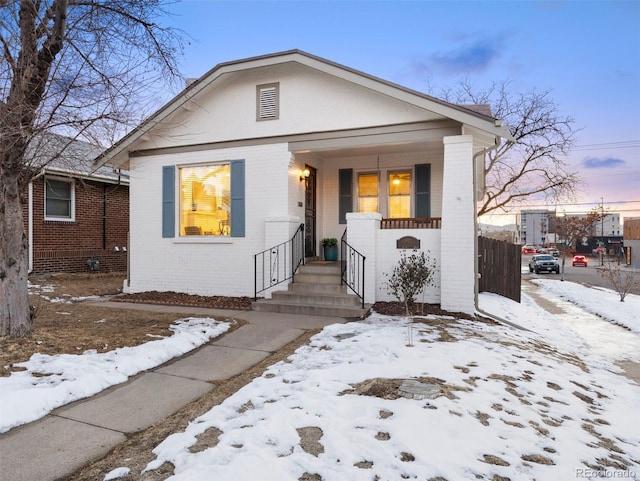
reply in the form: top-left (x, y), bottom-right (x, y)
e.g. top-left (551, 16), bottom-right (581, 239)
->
top-left (0, 170), bottom-right (31, 337)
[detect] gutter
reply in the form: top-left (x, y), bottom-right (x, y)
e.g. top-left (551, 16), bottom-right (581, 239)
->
top-left (472, 139), bottom-right (530, 331)
top-left (28, 169), bottom-right (47, 273)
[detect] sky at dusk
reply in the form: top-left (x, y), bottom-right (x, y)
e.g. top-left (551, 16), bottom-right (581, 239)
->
top-left (159, 0), bottom-right (639, 224)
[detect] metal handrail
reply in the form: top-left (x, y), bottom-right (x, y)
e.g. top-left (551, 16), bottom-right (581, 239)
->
top-left (340, 229), bottom-right (366, 308)
top-left (254, 223), bottom-right (305, 299)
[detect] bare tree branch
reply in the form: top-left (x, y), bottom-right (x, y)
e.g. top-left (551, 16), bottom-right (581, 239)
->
top-left (1, 0), bottom-right (185, 337)
top-left (432, 79), bottom-right (580, 217)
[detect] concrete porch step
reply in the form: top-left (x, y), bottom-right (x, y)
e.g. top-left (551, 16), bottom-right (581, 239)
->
top-left (251, 260), bottom-right (368, 318)
top-left (251, 299), bottom-right (368, 318)
top-left (292, 272), bottom-right (342, 285)
top-left (271, 290), bottom-right (362, 307)
top-left (297, 262), bottom-right (341, 275)
top-left (288, 282), bottom-right (347, 295)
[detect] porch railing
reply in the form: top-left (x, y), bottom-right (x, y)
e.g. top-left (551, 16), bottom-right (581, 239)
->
top-left (254, 223), bottom-right (305, 299)
top-left (380, 217), bottom-right (442, 229)
top-left (340, 229), bottom-right (365, 308)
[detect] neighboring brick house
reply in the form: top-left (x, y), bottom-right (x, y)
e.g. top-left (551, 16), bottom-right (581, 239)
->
top-left (22, 134), bottom-right (129, 274)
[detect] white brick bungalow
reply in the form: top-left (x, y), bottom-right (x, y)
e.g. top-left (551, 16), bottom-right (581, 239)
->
top-left (95, 50), bottom-right (511, 315)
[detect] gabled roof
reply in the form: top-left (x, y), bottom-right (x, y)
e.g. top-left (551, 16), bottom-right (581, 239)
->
top-left (95, 49), bottom-right (512, 169)
top-left (28, 133), bottom-right (128, 184)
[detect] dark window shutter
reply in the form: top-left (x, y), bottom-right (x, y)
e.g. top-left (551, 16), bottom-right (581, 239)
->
top-left (230, 159), bottom-right (245, 237)
top-left (415, 163), bottom-right (431, 218)
top-left (162, 166), bottom-right (175, 238)
top-left (339, 168), bottom-right (353, 224)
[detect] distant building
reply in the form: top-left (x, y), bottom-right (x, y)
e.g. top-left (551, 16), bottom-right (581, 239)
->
top-left (623, 217), bottom-right (640, 267)
top-left (593, 213), bottom-right (623, 256)
top-left (545, 211), bottom-right (623, 255)
top-left (515, 210), bottom-right (553, 246)
top-left (593, 213), bottom-right (622, 237)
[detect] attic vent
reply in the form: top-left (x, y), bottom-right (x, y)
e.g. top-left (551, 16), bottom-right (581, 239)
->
top-left (257, 83), bottom-right (279, 120)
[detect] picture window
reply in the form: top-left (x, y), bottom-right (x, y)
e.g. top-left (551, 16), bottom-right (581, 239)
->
top-left (179, 163), bottom-right (231, 236)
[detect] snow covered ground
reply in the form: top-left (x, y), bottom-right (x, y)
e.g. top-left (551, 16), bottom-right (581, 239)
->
top-left (0, 318), bottom-right (231, 433)
top-left (137, 283), bottom-right (638, 481)
top-left (3, 280), bottom-right (639, 480)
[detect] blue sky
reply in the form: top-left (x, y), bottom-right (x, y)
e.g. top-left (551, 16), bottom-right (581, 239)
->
top-left (162, 0), bottom-right (640, 223)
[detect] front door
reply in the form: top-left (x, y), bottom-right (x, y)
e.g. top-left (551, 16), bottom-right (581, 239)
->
top-left (304, 165), bottom-right (317, 257)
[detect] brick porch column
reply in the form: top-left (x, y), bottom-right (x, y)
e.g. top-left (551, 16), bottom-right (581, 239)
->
top-left (441, 135), bottom-right (476, 315)
top-left (262, 216), bottom-right (303, 298)
top-left (346, 212), bottom-right (381, 304)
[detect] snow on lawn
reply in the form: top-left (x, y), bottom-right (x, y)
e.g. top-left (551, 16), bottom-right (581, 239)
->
top-left (137, 293), bottom-right (640, 481)
top-left (532, 278), bottom-right (640, 334)
top-left (0, 318), bottom-right (231, 433)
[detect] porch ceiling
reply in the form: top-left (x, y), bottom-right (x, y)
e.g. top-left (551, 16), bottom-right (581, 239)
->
top-left (289, 120), bottom-right (460, 159)
top-left (294, 139), bottom-right (436, 159)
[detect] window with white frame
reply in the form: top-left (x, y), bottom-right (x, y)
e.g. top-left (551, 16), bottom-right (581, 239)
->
top-left (45, 177), bottom-right (74, 220)
top-left (179, 163), bottom-right (230, 236)
top-left (357, 172), bottom-right (379, 213)
top-left (388, 170), bottom-right (411, 218)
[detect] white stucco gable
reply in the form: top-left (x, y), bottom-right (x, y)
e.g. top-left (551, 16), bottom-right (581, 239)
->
top-left (95, 50), bottom-right (511, 170)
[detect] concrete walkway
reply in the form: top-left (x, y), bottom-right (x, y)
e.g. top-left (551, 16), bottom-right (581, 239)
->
top-left (0, 302), bottom-right (347, 481)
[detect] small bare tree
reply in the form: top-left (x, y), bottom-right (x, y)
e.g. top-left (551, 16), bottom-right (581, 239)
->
top-left (431, 80), bottom-right (579, 216)
top-left (552, 208), bottom-right (603, 280)
top-left (1, 1), bottom-right (184, 337)
top-left (384, 250), bottom-right (437, 346)
top-left (385, 251), bottom-right (437, 312)
top-left (597, 260), bottom-right (639, 302)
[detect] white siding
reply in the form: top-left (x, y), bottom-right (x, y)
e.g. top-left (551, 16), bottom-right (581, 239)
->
top-left (137, 63), bottom-right (432, 151)
top-left (127, 143), bottom-right (296, 296)
top-left (440, 135), bottom-right (476, 314)
top-left (345, 213), bottom-right (441, 305)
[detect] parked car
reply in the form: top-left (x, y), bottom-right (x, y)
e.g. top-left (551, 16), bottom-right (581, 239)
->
top-left (522, 245), bottom-right (537, 254)
top-left (528, 254), bottom-right (560, 274)
top-left (550, 249), bottom-right (560, 257)
top-left (572, 255), bottom-right (588, 267)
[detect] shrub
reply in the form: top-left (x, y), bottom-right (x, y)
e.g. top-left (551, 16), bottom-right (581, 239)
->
top-left (321, 238), bottom-right (338, 247)
top-left (597, 260), bottom-right (640, 302)
top-left (385, 250), bottom-right (437, 314)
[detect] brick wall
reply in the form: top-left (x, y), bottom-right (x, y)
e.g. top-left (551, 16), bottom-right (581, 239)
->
top-left (440, 135), bottom-right (476, 315)
top-left (25, 176), bottom-right (129, 274)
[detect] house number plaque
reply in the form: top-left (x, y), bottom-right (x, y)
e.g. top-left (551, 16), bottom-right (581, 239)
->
top-left (396, 236), bottom-right (420, 249)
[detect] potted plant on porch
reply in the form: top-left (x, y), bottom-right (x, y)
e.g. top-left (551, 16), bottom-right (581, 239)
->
top-left (321, 238), bottom-right (338, 261)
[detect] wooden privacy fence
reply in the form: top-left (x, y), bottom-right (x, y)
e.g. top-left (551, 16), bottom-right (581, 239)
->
top-left (478, 236), bottom-right (521, 303)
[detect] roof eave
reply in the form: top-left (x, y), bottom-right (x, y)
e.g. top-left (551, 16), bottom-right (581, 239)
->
top-left (94, 49), bottom-right (514, 168)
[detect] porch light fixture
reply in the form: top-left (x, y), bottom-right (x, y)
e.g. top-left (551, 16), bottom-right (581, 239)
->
top-left (300, 168), bottom-right (310, 182)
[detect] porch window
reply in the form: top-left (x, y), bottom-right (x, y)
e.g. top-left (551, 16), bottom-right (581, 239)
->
top-left (357, 173), bottom-right (378, 213)
top-left (388, 171), bottom-right (411, 218)
top-left (45, 177), bottom-right (74, 221)
top-left (179, 163), bottom-right (230, 236)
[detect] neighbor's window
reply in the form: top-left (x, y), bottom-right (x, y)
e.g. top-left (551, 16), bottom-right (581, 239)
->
top-left (45, 177), bottom-right (74, 220)
top-left (388, 171), bottom-right (411, 218)
top-left (358, 172), bottom-right (378, 213)
top-left (179, 163), bottom-right (230, 236)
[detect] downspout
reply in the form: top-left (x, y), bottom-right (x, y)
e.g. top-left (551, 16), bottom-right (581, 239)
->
top-left (472, 139), bottom-right (529, 331)
top-left (28, 169), bottom-right (47, 273)
top-left (103, 184), bottom-right (107, 250)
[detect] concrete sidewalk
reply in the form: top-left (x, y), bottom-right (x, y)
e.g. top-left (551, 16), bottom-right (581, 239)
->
top-left (0, 302), bottom-right (347, 481)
